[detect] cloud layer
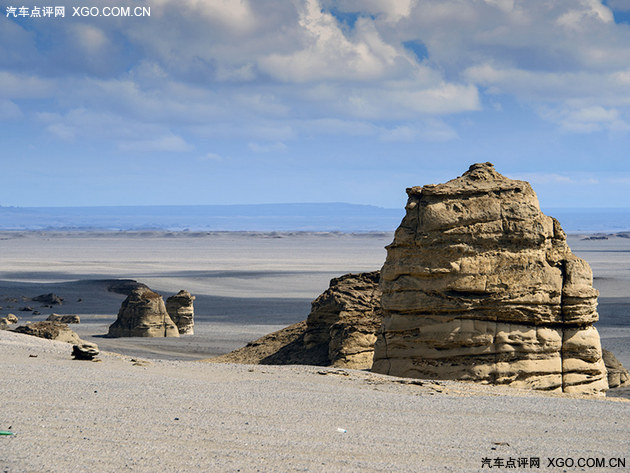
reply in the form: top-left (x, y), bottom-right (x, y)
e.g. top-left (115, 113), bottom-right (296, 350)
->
top-left (1, 0), bottom-right (629, 206)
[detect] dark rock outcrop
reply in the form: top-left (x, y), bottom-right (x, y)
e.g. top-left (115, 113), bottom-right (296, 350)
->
top-left (107, 288), bottom-right (179, 338)
top-left (371, 163), bottom-right (608, 396)
top-left (106, 279), bottom-right (150, 296)
top-left (165, 290), bottom-right (195, 335)
top-left (47, 314), bottom-right (80, 324)
top-left (32, 293), bottom-right (63, 305)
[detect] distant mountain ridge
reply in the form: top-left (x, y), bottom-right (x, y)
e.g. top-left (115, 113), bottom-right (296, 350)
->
top-left (0, 203), bottom-right (628, 233)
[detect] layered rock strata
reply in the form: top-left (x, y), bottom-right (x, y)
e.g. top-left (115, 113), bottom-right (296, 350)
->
top-left (602, 349), bottom-right (630, 388)
top-left (166, 290), bottom-right (195, 335)
top-left (371, 162), bottom-right (609, 396)
top-left (107, 288), bottom-right (179, 338)
top-left (304, 271), bottom-right (382, 368)
top-left (210, 272), bottom-right (382, 369)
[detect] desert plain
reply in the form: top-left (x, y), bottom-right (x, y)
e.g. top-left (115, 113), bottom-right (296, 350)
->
top-left (1, 231), bottom-right (629, 472)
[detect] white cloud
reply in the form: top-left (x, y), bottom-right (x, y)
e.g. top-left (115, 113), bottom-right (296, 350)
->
top-left (0, 99), bottom-right (22, 120)
top-left (556, 0), bottom-right (613, 30)
top-left (248, 141), bottom-right (288, 153)
top-left (3, 0), bottom-right (630, 145)
top-left (508, 172), bottom-right (599, 185)
top-left (379, 119), bottom-right (459, 142)
top-left (118, 134), bottom-right (193, 153)
top-left (198, 152), bottom-right (224, 162)
top-left (258, 0), bottom-right (415, 82)
top-left (0, 71), bottom-right (52, 99)
top-left (73, 24), bottom-right (108, 52)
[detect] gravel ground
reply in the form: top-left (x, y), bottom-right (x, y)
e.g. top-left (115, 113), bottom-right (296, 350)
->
top-left (1, 331), bottom-right (628, 473)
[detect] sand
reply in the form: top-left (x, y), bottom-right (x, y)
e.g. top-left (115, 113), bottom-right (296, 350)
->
top-left (1, 330), bottom-right (629, 473)
top-left (1, 231), bottom-right (629, 472)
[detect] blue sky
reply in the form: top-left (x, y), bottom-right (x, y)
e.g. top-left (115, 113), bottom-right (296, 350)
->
top-left (1, 0), bottom-right (629, 208)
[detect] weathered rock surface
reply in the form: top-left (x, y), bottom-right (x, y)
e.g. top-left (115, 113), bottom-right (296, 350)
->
top-left (304, 271), bottom-right (382, 368)
top-left (209, 272), bottom-right (382, 369)
top-left (371, 162), bottom-right (608, 396)
top-left (12, 321), bottom-right (81, 344)
top-left (602, 349), bottom-right (630, 388)
top-left (106, 279), bottom-right (150, 296)
top-left (0, 314), bottom-right (18, 328)
top-left (107, 288), bottom-right (179, 338)
top-left (32, 293), bottom-right (63, 305)
top-left (47, 314), bottom-right (81, 324)
top-left (72, 342), bottom-right (99, 360)
top-left (165, 290), bottom-right (195, 335)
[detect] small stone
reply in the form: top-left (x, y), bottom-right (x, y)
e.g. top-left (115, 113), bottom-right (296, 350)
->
top-left (72, 343), bottom-right (99, 360)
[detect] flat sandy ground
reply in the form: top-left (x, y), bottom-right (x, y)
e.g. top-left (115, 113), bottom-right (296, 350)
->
top-left (1, 330), bottom-right (629, 473)
top-left (1, 231), bottom-right (629, 472)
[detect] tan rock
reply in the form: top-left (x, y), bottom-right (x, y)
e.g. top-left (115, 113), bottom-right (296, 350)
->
top-left (165, 290), bottom-right (195, 335)
top-left (602, 349), bottom-right (630, 388)
top-left (372, 163), bottom-right (608, 396)
top-left (0, 313), bottom-right (18, 328)
top-left (12, 321), bottom-right (81, 344)
top-left (107, 288), bottom-right (179, 338)
top-left (208, 272), bottom-right (382, 369)
top-left (72, 342), bottom-right (99, 360)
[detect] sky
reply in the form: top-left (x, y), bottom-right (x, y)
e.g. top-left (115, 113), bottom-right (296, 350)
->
top-left (1, 0), bottom-right (629, 209)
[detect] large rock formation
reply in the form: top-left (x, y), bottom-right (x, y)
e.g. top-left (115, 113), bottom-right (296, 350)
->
top-left (165, 290), bottom-right (195, 335)
top-left (209, 272), bottom-right (382, 369)
top-left (107, 288), bottom-right (179, 338)
top-left (371, 162), bottom-right (608, 396)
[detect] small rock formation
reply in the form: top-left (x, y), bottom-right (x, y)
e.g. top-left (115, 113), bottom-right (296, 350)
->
top-left (209, 272), bottom-right (382, 368)
top-left (32, 293), bottom-right (63, 305)
top-left (304, 271), bottom-right (382, 368)
top-left (602, 349), bottom-right (630, 388)
top-left (371, 163), bottom-right (609, 396)
top-left (165, 290), bottom-right (195, 335)
top-left (72, 342), bottom-right (99, 360)
top-left (107, 288), bottom-right (179, 338)
top-left (0, 314), bottom-right (18, 327)
top-left (47, 314), bottom-right (81, 324)
top-left (12, 321), bottom-right (82, 344)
